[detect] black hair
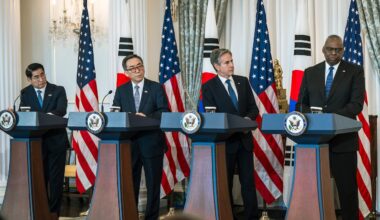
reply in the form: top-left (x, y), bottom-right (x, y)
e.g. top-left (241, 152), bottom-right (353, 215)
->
top-left (122, 54), bottom-right (144, 71)
top-left (25, 63), bottom-right (44, 78)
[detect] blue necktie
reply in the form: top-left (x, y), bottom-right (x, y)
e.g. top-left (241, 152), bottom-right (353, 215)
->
top-left (37, 90), bottom-right (43, 107)
top-left (226, 79), bottom-right (238, 110)
top-left (325, 66), bottom-right (334, 98)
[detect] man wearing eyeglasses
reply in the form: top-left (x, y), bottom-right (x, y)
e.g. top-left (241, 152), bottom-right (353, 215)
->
top-left (296, 35), bottom-right (365, 220)
top-left (113, 54), bottom-right (169, 220)
top-left (18, 63), bottom-right (69, 217)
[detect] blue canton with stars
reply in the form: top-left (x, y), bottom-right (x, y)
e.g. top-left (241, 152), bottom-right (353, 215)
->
top-left (77, 0), bottom-right (96, 89)
top-left (249, 0), bottom-right (274, 95)
top-left (159, 0), bottom-right (181, 84)
top-left (343, 0), bottom-right (363, 67)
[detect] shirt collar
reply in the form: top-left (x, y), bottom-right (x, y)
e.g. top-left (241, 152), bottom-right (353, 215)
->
top-left (218, 75), bottom-right (234, 84)
top-left (325, 61), bottom-right (340, 72)
top-left (132, 79), bottom-right (144, 89)
top-left (34, 85), bottom-right (47, 94)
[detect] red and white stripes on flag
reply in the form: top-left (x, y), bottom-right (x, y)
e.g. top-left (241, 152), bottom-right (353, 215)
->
top-left (284, 0), bottom-right (313, 206)
top-left (72, 85), bottom-right (99, 192)
top-left (249, 0), bottom-right (284, 204)
top-left (342, 0), bottom-right (372, 218)
top-left (357, 94), bottom-right (372, 219)
top-left (72, 0), bottom-right (100, 193)
top-left (159, 0), bottom-right (190, 197)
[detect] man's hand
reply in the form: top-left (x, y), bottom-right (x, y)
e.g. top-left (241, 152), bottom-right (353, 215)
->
top-left (7, 107), bottom-right (14, 112)
top-left (136, 112), bottom-right (146, 117)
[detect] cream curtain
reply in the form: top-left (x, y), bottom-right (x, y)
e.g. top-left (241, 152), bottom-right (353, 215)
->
top-left (0, 0), bottom-right (22, 195)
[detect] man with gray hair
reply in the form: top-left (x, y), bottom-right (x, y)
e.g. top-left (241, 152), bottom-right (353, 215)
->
top-left (202, 48), bottom-right (259, 219)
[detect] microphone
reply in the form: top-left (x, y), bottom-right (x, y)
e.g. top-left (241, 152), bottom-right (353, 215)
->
top-left (13, 90), bottom-right (24, 111)
top-left (101, 90), bottom-right (113, 112)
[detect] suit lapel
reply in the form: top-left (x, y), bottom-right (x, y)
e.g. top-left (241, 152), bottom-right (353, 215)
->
top-left (42, 83), bottom-right (53, 112)
top-left (315, 64), bottom-right (326, 101)
top-left (126, 83), bottom-right (136, 112)
top-left (27, 86), bottom-right (42, 111)
top-left (139, 80), bottom-right (150, 112)
top-left (233, 76), bottom-right (243, 111)
top-left (327, 62), bottom-right (346, 100)
top-left (215, 76), bottom-right (238, 112)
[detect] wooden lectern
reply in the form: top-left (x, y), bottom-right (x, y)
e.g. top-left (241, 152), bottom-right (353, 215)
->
top-left (262, 113), bottom-right (361, 220)
top-left (160, 112), bottom-right (257, 220)
top-left (68, 112), bottom-right (160, 220)
top-left (0, 111), bottom-right (67, 220)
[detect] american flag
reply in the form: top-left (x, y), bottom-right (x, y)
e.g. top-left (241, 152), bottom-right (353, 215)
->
top-left (249, 0), bottom-right (284, 204)
top-left (72, 0), bottom-right (100, 193)
top-left (342, 0), bottom-right (372, 218)
top-left (159, 0), bottom-right (190, 197)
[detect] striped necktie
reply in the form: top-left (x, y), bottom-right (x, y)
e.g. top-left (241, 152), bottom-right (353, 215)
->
top-left (226, 79), bottom-right (238, 110)
top-left (37, 90), bottom-right (43, 107)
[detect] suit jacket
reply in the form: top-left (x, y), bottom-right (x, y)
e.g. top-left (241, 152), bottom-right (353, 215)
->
top-left (201, 75), bottom-right (259, 153)
top-left (296, 60), bottom-right (365, 152)
top-left (20, 82), bottom-right (69, 152)
top-left (112, 78), bottom-right (169, 157)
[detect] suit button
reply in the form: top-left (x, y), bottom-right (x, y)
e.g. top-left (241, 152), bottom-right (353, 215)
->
top-left (324, 105), bottom-right (327, 108)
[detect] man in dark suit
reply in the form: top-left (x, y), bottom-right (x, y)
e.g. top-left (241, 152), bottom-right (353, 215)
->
top-left (201, 48), bottom-right (259, 220)
top-left (296, 35), bottom-right (365, 220)
top-left (113, 54), bottom-right (169, 220)
top-left (19, 63), bottom-right (69, 216)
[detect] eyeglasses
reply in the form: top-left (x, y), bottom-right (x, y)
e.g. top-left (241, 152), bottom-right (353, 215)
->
top-left (31, 73), bottom-right (46, 81)
top-left (325, 47), bottom-right (344, 54)
top-left (126, 64), bottom-right (144, 73)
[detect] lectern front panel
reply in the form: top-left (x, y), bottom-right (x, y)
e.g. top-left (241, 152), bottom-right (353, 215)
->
top-left (184, 142), bottom-right (233, 220)
top-left (184, 144), bottom-right (216, 220)
top-left (1, 139), bottom-right (51, 220)
top-left (1, 140), bottom-right (31, 219)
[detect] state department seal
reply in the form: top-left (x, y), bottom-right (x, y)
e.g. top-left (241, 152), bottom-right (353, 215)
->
top-left (180, 111), bottom-right (201, 134)
top-left (0, 110), bottom-right (17, 132)
top-left (284, 111), bottom-right (308, 136)
top-left (86, 112), bottom-right (106, 134)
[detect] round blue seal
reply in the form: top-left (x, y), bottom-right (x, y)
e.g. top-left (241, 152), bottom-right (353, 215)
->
top-left (86, 111), bottom-right (106, 134)
top-left (180, 111), bottom-right (202, 134)
top-left (284, 111), bottom-right (308, 136)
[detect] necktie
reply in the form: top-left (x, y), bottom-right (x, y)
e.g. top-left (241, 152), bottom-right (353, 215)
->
top-left (134, 85), bottom-right (140, 112)
top-left (325, 66), bottom-right (334, 98)
top-left (226, 79), bottom-right (238, 110)
top-left (37, 90), bottom-right (43, 107)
